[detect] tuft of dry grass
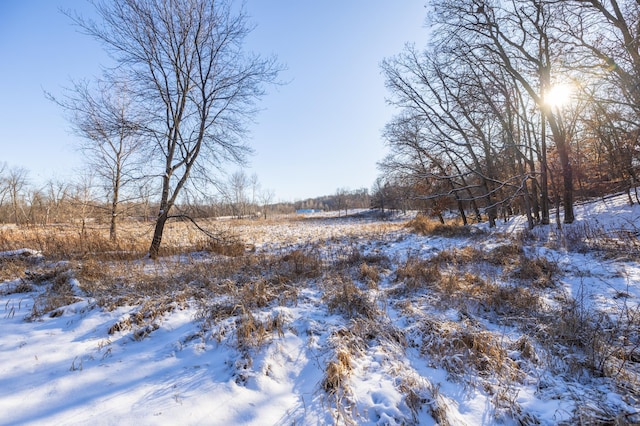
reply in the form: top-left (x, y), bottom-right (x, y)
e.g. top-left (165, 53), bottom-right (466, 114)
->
top-left (321, 326), bottom-right (368, 425)
top-left (236, 309), bottom-right (269, 350)
top-left (323, 275), bottom-right (378, 320)
top-left (28, 266), bottom-right (80, 320)
top-left (430, 246), bottom-right (483, 267)
top-left (358, 262), bottom-right (381, 288)
top-left (394, 256), bottom-right (442, 293)
top-left (481, 284), bottom-right (541, 317)
top-left (203, 235), bottom-right (247, 257)
top-left (322, 349), bottom-right (353, 394)
top-left (406, 215), bottom-right (475, 238)
top-left (508, 255), bottom-right (559, 288)
top-left (277, 249), bottom-right (323, 279)
top-left (512, 336), bottom-right (539, 364)
top-left (0, 258), bottom-right (29, 282)
top-left (485, 243), bottom-right (524, 265)
top-left (108, 295), bottom-right (187, 337)
top-left (418, 317), bottom-right (521, 381)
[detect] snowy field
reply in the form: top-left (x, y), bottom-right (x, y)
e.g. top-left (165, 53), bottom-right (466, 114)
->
top-left (1, 195), bottom-right (639, 425)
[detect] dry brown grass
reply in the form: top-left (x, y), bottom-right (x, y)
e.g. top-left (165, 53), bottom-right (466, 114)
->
top-left (482, 284), bottom-right (541, 316)
top-left (28, 266), bottom-right (81, 319)
top-left (322, 349), bottom-right (353, 394)
top-left (321, 326), bottom-right (369, 425)
top-left (277, 249), bottom-right (323, 279)
top-left (322, 275), bottom-right (378, 320)
top-left (507, 255), bottom-right (559, 288)
top-left (429, 246), bottom-right (483, 266)
top-left (0, 258), bottom-right (28, 282)
top-left (107, 295), bottom-right (186, 336)
top-left (235, 308), bottom-right (282, 350)
top-left (430, 244), bottom-right (524, 268)
top-left (358, 262), bottom-right (380, 288)
top-left (406, 215), bottom-right (476, 238)
top-left (431, 271), bottom-right (542, 319)
top-left (0, 220), bottom-right (251, 261)
top-left (0, 225), bottom-right (148, 260)
top-left (394, 243), bottom-right (553, 319)
top-left (202, 233), bottom-right (248, 257)
top-left (418, 317), bottom-right (521, 380)
top-left (394, 256), bottom-right (442, 293)
top-left (485, 243), bottom-right (524, 265)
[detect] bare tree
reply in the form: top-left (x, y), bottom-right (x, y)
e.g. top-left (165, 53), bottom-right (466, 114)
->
top-left (228, 170), bottom-right (249, 218)
top-left (0, 163), bottom-right (8, 220)
top-left (72, 0), bottom-right (280, 258)
top-left (382, 0), bottom-right (585, 226)
top-left (249, 172), bottom-right (259, 211)
top-left (563, 0), bottom-right (640, 115)
top-left (6, 167), bottom-right (29, 225)
top-left (49, 78), bottom-right (144, 242)
top-left (334, 188), bottom-right (350, 216)
top-left (463, 0), bottom-right (576, 223)
top-left (258, 188), bottom-right (275, 220)
top-left (26, 188), bottom-right (46, 226)
top-left (44, 179), bottom-right (71, 225)
top-left (71, 173), bottom-right (97, 238)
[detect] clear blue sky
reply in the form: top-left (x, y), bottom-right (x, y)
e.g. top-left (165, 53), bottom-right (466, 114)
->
top-left (1, 1), bottom-right (428, 201)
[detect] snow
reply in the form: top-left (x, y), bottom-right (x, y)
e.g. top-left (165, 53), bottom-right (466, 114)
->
top-left (1, 195), bottom-right (640, 424)
top-left (0, 248), bottom-right (41, 258)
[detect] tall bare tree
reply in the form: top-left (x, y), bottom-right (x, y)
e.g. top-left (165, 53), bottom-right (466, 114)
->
top-left (227, 170), bottom-right (249, 218)
top-left (563, 0), bottom-right (640, 114)
top-left (44, 179), bottom-right (71, 225)
top-left (446, 0), bottom-right (576, 223)
top-left (72, 0), bottom-right (280, 258)
top-left (0, 163), bottom-right (8, 220)
top-left (258, 188), bottom-right (275, 220)
top-left (49, 78), bottom-right (143, 242)
top-left (6, 167), bottom-right (29, 225)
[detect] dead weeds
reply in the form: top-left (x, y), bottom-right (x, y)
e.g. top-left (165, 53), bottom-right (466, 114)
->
top-left (418, 317), bottom-right (521, 381)
top-left (322, 275), bottom-right (378, 320)
top-left (406, 215), bottom-right (479, 238)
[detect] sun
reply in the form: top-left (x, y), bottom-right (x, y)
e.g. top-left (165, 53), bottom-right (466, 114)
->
top-left (544, 83), bottom-right (573, 108)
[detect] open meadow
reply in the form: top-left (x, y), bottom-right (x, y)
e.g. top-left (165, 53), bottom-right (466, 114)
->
top-left (1, 195), bottom-right (639, 425)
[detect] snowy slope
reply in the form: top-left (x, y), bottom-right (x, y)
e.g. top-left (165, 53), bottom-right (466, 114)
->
top-left (1, 194), bottom-right (639, 425)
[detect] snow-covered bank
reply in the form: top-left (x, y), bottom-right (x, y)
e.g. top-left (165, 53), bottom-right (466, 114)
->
top-left (1, 194), bottom-right (639, 425)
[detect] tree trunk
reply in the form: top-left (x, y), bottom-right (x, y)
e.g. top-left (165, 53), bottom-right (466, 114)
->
top-left (455, 198), bottom-right (467, 226)
top-left (556, 135), bottom-right (575, 224)
top-left (109, 176), bottom-right (120, 242)
top-left (561, 158), bottom-right (574, 224)
top-left (109, 212), bottom-right (117, 242)
top-left (539, 119), bottom-right (550, 225)
top-left (149, 173), bottom-right (172, 259)
top-left (149, 210), bottom-right (168, 259)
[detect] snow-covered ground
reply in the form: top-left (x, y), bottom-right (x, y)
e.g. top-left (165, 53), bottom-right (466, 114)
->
top-left (1, 195), bottom-right (639, 425)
